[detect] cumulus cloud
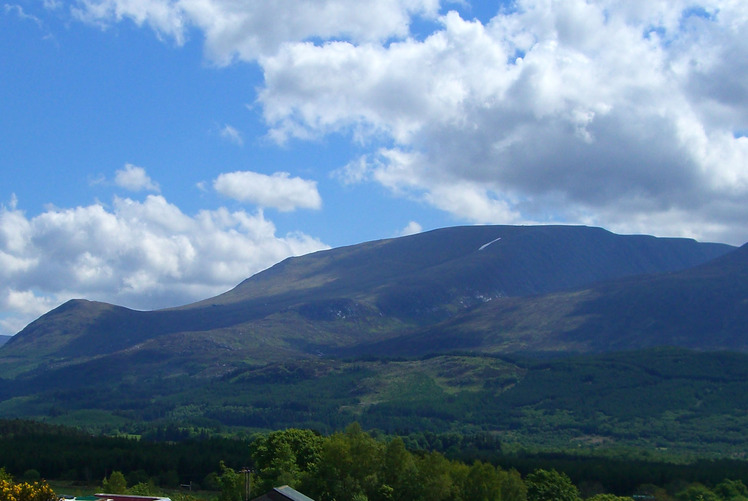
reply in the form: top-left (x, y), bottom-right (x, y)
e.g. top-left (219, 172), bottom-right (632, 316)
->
top-left (70, 0), bottom-right (440, 63)
top-left (71, 0), bottom-right (187, 43)
top-left (213, 170), bottom-right (322, 212)
top-left (0, 289), bottom-right (57, 335)
top-left (115, 163), bottom-right (161, 192)
top-left (0, 196), bottom-right (328, 335)
top-left (256, 1), bottom-right (748, 244)
top-left (398, 221), bottom-right (423, 236)
top-left (65, 0), bottom-right (748, 243)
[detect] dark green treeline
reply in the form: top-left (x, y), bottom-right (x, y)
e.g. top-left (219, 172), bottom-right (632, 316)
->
top-left (3, 420), bottom-right (748, 500)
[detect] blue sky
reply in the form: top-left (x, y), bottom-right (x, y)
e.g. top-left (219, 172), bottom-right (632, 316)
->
top-left (1, 0), bottom-right (747, 336)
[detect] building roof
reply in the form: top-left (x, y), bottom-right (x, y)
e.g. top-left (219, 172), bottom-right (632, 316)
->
top-left (273, 486), bottom-right (314, 501)
top-left (93, 494), bottom-right (171, 501)
top-left (251, 485), bottom-right (315, 501)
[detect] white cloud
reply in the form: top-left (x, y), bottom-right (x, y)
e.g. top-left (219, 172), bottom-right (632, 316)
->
top-left (398, 221), bottom-right (422, 236)
top-left (2, 289), bottom-right (56, 318)
top-left (255, 1), bottom-right (748, 245)
top-left (220, 124), bottom-right (243, 146)
top-left (71, 0), bottom-right (187, 43)
top-left (213, 170), bottom-right (322, 212)
top-left (115, 163), bottom-right (161, 192)
top-left (0, 196), bottom-right (328, 336)
top-left (4, 4), bottom-right (43, 26)
top-left (70, 0), bottom-right (440, 63)
top-left (66, 1), bottom-right (748, 244)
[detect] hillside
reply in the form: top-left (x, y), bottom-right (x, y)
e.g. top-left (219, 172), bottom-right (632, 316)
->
top-left (1, 224), bottom-right (746, 444)
top-left (367, 242), bottom-right (748, 357)
top-left (3, 348), bottom-right (748, 454)
top-left (0, 225), bottom-right (731, 378)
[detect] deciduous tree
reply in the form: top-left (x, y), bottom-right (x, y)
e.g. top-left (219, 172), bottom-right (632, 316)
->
top-left (103, 471), bottom-right (127, 494)
top-left (216, 462), bottom-right (243, 501)
top-left (526, 469), bottom-right (580, 501)
top-left (677, 483), bottom-right (719, 501)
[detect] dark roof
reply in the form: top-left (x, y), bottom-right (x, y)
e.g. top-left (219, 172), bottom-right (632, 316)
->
top-left (250, 486), bottom-right (315, 501)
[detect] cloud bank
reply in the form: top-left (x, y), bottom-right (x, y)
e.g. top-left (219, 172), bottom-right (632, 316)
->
top-left (70, 0), bottom-right (748, 246)
top-left (72, 0), bottom-right (440, 63)
top-left (0, 185), bottom-right (327, 335)
top-left (257, 4), bottom-right (748, 243)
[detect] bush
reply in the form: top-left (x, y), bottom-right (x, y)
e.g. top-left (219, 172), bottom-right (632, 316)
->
top-left (0, 479), bottom-right (56, 501)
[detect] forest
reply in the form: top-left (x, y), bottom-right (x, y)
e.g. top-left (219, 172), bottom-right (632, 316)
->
top-left (2, 419), bottom-right (748, 501)
top-left (6, 349), bottom-right (748, 459)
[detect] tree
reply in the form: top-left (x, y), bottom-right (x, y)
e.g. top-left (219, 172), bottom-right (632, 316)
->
top-left (216, 462), bottom-right (243, 501)
top-left (307, 431), bottom-right (358, 500)
top-left (250, 428), bottom-right (323, 493)
top-left (677, 483), bottom-right (719, 501)
top-left (416, 452), bottom-right (461, 501)
top-left (714, 479), bottom-right (748, 501)
top-left (255, 441), bottom-right (301, 494)
top-left (306, 423), bottom-right (384, 501)
top-left (499, 468), bottom-right (527, 501)
top-left (525, 469), bottom-right (580, 501)
top-left (128, 480), bottom-right (160, 496)
top-left (250, 428), bottom-right (323, 473)
top-left (103, 471), bottom-right (127, 494)
top-left (634, 484), bottom-right (674, 501)
top-left (344, 422), bottom-right (384, 491)
top-left (463, 461), bottom-right (502, 501)
top-left (382, 438), bottom-right (419, 501)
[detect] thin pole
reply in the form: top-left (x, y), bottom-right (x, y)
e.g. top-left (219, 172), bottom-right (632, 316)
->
top-left (240, 468), bottom-right (252, 501)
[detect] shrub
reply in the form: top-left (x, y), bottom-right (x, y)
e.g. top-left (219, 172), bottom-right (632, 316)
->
top-left (0, 479), bottom-right (56, 501)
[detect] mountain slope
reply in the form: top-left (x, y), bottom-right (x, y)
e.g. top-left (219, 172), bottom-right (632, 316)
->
top-left (370, 243), bottom-right (748, 356)
top-left (0, 226), bottom-right (732, 377)
top-left (5, 348), bottom-right (748, 455)
top-left (195, 224), bottom-right (731, 310)
top-left (1, 225), bottom-right (732, 380)
top-left (2, 224), bottom-right (747, 442)
top-left (0, 226), bottom-right (730, 364)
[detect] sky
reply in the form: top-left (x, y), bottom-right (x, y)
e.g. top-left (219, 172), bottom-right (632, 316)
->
top-left (1, 0), bottom-right (747, 336)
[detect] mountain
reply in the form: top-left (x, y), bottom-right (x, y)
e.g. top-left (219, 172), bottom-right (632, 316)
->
top-left (2, 224), bottom-right (747, 443)
top-left (0, 225), bottom-right (732, 379)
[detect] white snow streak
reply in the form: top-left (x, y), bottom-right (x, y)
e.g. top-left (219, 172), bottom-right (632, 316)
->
top-left (478, 237), bottom-right (502, 251)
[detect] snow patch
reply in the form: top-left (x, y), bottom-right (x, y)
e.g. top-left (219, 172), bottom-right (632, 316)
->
top-left (479, 237), bottom-right (502, 251)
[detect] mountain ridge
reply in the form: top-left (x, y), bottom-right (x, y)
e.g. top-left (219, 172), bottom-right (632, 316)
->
top-left (1, 225), bottom-right (735, 374)
top-left (2, 224), bottom-right (748, 440)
